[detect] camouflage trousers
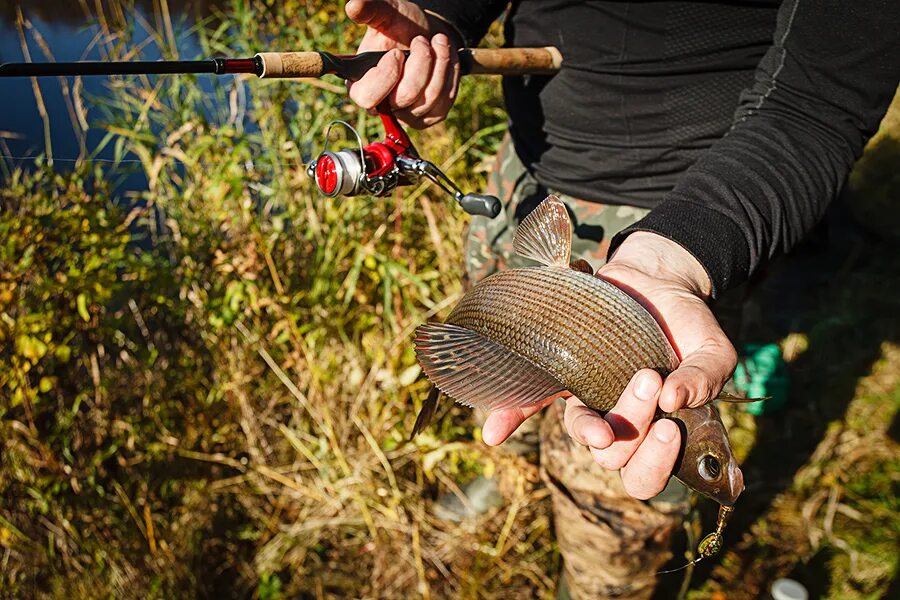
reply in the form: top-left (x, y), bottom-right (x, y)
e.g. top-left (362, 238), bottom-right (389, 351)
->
top-left (466, 136), bottom-right (687, 599)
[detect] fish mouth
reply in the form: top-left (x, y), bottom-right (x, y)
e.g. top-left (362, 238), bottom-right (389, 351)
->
top-left (727, 462), bottom-right (745, 503)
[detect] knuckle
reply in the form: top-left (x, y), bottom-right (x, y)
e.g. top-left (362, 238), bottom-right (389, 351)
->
top-left (566, 409), bottom-right (592, 437)
top-left (349, 87), bottom-right (376, 110)
top-left (393, 89), bottom-right (419, 109)
top-left (622, 474), bottom-right (656, 500)
top-left (432, 41), bottom-right (451, 62)
top-left (724, 344), bottom-right (739, 371)
top-left (590, 447), bottom-right (623, 471)
top-left (408, 98), bottom-right (433, 118)
top-left (693, 377), bottom-right (717, 406)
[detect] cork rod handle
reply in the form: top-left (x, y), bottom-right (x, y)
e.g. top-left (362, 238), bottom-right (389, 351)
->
top-left (463, 47), bottom-right (563, 76)
top-left (255, 47), bottom-right (562, 79)
top-left (256, 52), bottom-right (325, 78)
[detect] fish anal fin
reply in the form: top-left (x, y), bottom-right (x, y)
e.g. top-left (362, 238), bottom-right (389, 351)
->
top-left (414, 322), bottom-right (566, 413)
top-left (513, 195), bottom-right (572, 267)
top-left (411, 386), bottom-right (441, 439)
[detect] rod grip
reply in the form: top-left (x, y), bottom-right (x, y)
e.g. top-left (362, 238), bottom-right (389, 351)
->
top-left (256, 52), bottom-right (324, 78)
top-left (461, 47), bottom-right (562, 76)
top-left (256, 47), bottom-right (563, 79)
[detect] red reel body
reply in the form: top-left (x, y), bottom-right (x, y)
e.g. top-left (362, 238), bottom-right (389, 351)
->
top-left (307, 106), bottom-right (501, 218)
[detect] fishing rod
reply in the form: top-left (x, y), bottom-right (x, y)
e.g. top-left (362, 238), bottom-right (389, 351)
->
top-left (1, 47), bottom-right (563, 217)
top-left (0, 47), bottom-right (562, 79)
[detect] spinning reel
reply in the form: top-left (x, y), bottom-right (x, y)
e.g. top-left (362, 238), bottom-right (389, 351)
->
top-left (307, 105), bottom-right (502, 218)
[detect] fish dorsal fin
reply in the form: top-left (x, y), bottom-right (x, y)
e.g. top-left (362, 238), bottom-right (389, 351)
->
top-left (414, 323), bottom-right (566, 412)
top-left (513, 195), bottom-right (572, 267)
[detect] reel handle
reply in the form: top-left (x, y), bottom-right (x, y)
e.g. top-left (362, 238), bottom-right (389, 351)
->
top-left (459, 194), bottom-right (502, 218)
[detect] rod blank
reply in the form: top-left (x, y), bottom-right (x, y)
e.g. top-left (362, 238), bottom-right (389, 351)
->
top-left (0, 59), bottom-right (223, 77)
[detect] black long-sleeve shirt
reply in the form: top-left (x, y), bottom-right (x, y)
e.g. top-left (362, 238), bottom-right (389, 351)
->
top-left (414, 0), bottom-right (900, 296)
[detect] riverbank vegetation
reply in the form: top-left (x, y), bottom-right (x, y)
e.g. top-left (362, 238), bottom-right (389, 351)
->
top-left (1, 2), bottom-right (898, 598)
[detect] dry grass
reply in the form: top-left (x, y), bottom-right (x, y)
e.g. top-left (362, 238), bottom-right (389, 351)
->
top-left (1, 2), bottom-right (898, 599)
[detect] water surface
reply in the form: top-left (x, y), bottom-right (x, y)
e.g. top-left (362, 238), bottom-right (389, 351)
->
top-left (0, 1), bottom-right (221, 175)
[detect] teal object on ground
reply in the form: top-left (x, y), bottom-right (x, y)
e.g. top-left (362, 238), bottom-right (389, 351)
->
top-left (733, 343), bottom-right (789, 416)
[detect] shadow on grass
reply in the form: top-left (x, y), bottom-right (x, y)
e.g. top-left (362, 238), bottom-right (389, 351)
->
top-left (881, 570), bottom-right (900, 600)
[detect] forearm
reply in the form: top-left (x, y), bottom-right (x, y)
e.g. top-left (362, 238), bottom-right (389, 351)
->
top-left (410, 0), bottom-right (508, 46)
top-left (610, 0), bottom-right (900, 297)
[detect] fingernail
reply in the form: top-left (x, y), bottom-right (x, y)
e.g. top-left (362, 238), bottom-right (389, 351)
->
top-left (635, 373), bottom-right (658, 401)
top-left (654, 420), bottom-right (677, 443)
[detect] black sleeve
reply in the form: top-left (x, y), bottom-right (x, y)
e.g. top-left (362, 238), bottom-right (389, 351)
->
top-left (609, 0), bottom-right (900, 297)
top-left (411, 0), bottom-right (508, 46)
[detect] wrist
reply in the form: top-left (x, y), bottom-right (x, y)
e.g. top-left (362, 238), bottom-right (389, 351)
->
top-left (604, 232), bottom-right (713, 300)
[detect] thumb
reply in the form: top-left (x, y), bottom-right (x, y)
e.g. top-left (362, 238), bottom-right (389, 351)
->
top-left (481, 394), bottom-right (563, 446)
top-left (346, 0), bottom-right (430, 41)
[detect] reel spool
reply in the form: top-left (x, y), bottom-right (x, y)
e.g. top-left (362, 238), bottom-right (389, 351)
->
top-left (307, 107), bottom-right (501, 218)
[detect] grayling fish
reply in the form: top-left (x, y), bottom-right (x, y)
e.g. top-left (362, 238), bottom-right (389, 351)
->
top-left (412, 195), bottom-right (744, 507)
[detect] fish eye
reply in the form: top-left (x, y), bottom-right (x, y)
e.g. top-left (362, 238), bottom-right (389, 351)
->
top-left (698, 454), bottom-right (722, 482)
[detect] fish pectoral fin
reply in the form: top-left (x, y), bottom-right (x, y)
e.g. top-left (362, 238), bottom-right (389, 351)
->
top-left (414, 322), bottom-right (567, 412)
top-left (569, 258), bottom-right (594, 275)
top-left (513, 194), bottom-right (572, 268)
top-left (716, 392), bottom-right (771, 403)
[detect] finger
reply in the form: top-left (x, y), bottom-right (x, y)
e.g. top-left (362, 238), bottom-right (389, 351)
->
top-left (398, 43), bottom-right (459, 128)
top-left (563, 396), bottom-right (614, 449)
top-left (658, 337), bottom-right (737, 413)
top-left (620, 419), bottom-right (681, 500)
top-left (588, 369), bottom-right (661, 471)
top-left (347, 48), bottom-right (404, 109)
top-left (408, 33), bottom-right (452, 117)
top-left (481, 394), bottom-right (561, 446)
top-left (345, 0), bottom-right (395, 29)
top-left (436, 42), bottom-right (461, 110)
top-left (391, 36), bottom-right (433, 109)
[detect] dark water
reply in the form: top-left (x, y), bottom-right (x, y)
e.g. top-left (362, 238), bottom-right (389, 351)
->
top-left (0, 1), bottom-right (218, 173)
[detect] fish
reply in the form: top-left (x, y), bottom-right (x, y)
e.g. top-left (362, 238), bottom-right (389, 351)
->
top-left (412, 194), bottom-right (744, 507)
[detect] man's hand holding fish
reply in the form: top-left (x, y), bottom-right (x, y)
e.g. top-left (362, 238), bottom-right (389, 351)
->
top-left (481, 230), bottom-right (738, 500)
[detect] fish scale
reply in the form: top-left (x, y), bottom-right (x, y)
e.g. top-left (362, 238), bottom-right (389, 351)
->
top-left (446, 266), bottom-right (679, 412)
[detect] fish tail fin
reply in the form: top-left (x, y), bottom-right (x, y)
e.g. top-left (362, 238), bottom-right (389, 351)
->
top-left (411, 385), bottom-right (441, 439)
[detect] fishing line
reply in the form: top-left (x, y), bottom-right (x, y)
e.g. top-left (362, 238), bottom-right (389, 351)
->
top-left (655, 504), bottom-right (733, 577)
top-left (656, 556), bottom-right (703, 575)
top-left (0, 154), bottom-right (311, 169)
top-left (1, 155), bottom-right (145, 164)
